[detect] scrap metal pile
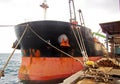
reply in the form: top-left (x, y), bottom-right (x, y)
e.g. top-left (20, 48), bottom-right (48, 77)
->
top-left (97, 58), bottom-right (120, 69)
top-left (96, 58), bottom-right (120, 76)
top-left (76, 58), bottom-right (120, 84)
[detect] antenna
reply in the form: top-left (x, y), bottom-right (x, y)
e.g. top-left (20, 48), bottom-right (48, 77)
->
top-left (40, 0), bottom-right (49, 20)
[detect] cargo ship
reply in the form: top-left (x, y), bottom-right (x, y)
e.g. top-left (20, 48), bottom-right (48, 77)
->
top-left (13, 0), bottom-right (105, 84)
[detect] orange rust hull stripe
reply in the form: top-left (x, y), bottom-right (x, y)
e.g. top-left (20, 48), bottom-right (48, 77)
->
top-left (18, 56), bottom-right (101, 81)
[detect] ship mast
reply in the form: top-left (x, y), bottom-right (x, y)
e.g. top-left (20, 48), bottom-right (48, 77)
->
top-left (40, 0), bottom-right (49, 20)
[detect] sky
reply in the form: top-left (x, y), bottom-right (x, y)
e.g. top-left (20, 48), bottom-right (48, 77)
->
top-left (0, 0), bottom-right (119, 53)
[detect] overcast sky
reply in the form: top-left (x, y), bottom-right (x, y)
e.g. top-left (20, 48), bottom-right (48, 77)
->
top-left (0, 0), bottom-right (119, 53)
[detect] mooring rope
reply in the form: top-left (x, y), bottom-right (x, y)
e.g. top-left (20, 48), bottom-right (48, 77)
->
top-left (69, 0), bottom-right (88, 64)
top-left (77, 26), bottom-right (88, 61)
top-left (28, 25), bottom-right (84, 66)
top-left (0, 24), bottom-right (29, 78)
top-left (71, 25), bottom-right (88, 63)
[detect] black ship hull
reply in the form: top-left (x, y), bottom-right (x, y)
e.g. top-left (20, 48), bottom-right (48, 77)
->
top-left (14, 20), bottom-right (104, 57)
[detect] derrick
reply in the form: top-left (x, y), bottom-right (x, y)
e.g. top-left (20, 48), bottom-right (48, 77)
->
top-left (69, 0), bottom-right (89, 64)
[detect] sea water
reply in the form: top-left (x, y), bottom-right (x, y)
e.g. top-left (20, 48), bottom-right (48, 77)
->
top-left (0, 53), bottom-right (22, 84)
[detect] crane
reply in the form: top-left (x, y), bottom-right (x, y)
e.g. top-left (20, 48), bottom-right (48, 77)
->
top-left (69, 0), bottom-right (91, 66)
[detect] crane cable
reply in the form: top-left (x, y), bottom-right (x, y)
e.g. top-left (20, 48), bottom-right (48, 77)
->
top-left (0, 24), bottom-right (29, 78)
